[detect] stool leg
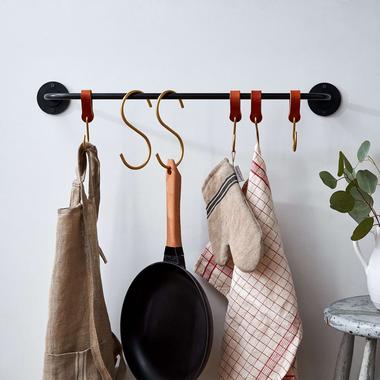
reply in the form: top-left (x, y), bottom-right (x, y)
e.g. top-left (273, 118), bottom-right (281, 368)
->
top-left (359, 338), bottom-right (377, 380)
top-left (333, 333), bottom-right (354, 380)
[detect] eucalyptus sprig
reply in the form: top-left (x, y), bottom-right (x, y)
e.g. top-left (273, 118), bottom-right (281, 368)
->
top-left (320, 141), bottom-right (380, 241)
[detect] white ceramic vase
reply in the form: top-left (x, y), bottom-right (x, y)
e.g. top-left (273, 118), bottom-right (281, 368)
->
top-left (353, 226), bottom-right (380, 310)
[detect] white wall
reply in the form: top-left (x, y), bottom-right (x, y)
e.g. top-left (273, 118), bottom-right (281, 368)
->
top-left (1, 1), bottom-right (380, 379)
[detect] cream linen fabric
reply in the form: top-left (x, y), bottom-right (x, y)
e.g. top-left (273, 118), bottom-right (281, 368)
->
top-left (43, 143), bottom-right (127, 380)
top-left (202, 158), bottom-right (263, 272)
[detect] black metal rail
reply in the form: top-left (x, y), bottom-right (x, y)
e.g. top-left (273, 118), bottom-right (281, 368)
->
top-left (37, 82), bottom-right (341, 116)
top-left (44, 92), bottom-right (331, 101)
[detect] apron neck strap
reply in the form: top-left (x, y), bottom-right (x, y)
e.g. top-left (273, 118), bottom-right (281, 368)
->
top-left (70, 143), bottom-right (101, 212)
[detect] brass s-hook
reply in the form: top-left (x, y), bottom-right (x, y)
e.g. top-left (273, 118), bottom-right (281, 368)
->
top-left (83, 117), bottom-right (90, 145)
top-left (254, 117), bottom-right (260, 147)
top-left (231, 117), bottom-right (237, 165)
top-left (155, 90), bottom-right (185, 171)
top-left (292, 117), bottom-right (298, 152)
top-left (120, 90), bottom-right (152, 170)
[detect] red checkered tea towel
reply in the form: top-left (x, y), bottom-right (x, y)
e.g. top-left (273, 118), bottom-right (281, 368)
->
top-left (195, 146), bottom-right (302, 379)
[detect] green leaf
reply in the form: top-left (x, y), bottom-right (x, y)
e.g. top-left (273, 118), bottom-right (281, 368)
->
top-left (319, 171), bottom-right (337, 189)
top-left (351, 217), bottom-right (374, 241)
top-left (357, 140), bottom-right (370, 162)
top-left (346, 180), bottom-right (357, 193)
top-left (338, 151), bottom-right (353, 177)
top-left (357, 169), bottom-right (378, 194)
top-left (349, 187), bottom-right (374, 223)
top-left (349, 206), bottom-right (371, 224)
top-left (343, 154), bottom-right (353, 173)
top-left (349, 198), bottom-right (372, 223)
top-left (350, 187), bottom-right (374, 206)
top-left (344, 168), bottom-right (356, 183)
top-left (330, 191), bottom-right (355, 213)
top-left (338, 151), bottom-right (344, 176)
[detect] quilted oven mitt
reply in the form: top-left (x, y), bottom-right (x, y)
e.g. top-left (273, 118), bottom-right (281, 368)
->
top-left (202, 158), bottom-right (263, 272)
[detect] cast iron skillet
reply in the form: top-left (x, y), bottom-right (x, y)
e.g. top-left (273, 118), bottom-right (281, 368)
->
top-left (120, 160), bottom-right (213, 380)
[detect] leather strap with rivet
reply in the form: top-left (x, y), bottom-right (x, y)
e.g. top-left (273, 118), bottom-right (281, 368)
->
top-left (288, 90), bottom-right (301, 123)
top-left (289, 90), bottom-right (301, 152)
top-left (250, 90), bottom-right (262, 124)
top-left (81, 90), bottom-right (94, 123)
top-left (229, 90), bottom-right (241, 122)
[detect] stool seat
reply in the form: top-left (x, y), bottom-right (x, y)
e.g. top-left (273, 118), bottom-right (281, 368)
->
top-left (324, 295), bottom-right (380, 339)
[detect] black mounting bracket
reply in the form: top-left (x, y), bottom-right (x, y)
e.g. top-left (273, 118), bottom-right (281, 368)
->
top-left (37, 81), bottom-right (70, 115)
top-left (308, 82), bottom-right (341, 116)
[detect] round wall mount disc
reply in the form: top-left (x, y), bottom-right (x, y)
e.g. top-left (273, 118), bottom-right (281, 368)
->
top-left (308, 82), bottom-right (341, 116)
top-left (37, 81), bottom-right (70, 115)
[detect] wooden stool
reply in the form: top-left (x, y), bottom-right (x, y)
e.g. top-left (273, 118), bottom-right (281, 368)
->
top-left (324, 296), bottom-right (380, 380)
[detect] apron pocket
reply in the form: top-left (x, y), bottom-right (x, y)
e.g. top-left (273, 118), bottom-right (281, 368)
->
top-left (44, 348), bottom-right (102, 380)
top-left (44, 339), bottom-right (116, 380)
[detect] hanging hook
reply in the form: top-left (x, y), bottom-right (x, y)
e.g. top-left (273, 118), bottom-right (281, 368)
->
top-left (231, 118), bottom-right (237, 165)
top-left (119, 90), bottom-right (153, 170)
top-left (292, 118), bottom-right (298, 151)
top-left (254, 118), bottom-right (260, 147)
top-left (229, 90), bottom-right (241, 165)
top-left (81, 90), bottom-right (94, 145)
top-left (289, 90), bottom-right (301, 152)
top-left (250, 90), bottom-right (263, 150)
top-left (155, 90), bottom-right (185, 171)
top-left (83, 117), bottom-right (90, 145)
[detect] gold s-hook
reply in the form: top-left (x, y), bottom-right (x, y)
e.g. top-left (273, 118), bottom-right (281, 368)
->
top-left (120, 90), bottom-right (153, 170)
top-left (231, 117), bottom-right (237, 165)
top-left (292, 117), bottom-right (298, 152)
top-left (155, 90), bottom-right (185, 171)
top-left (83, 117), bottom-right (90, 146)
top-left (254, 117), bottom-right (260, 148)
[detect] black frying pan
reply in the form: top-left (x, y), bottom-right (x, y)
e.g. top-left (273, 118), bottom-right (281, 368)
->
top-left (120, 160), bottom-right (213, 380)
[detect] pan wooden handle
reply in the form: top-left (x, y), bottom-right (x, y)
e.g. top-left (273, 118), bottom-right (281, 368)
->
top-left (166, 159), bottom-right (182, 247)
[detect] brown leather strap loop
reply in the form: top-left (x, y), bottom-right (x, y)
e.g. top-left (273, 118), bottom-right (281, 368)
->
top-left (250, 90), bottom-right (262, 123)
top-left (81, 90), bottom-right (94, 123)
top-left (289, 90), bottom-right (301, 123)
top-left (229, 90), bottom-right (241, 122)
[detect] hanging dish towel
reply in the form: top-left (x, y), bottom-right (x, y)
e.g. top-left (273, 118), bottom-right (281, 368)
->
top-left (43, 143), bottom-right (128, 380)
top-left (195, 145), bottom-right (302, 379)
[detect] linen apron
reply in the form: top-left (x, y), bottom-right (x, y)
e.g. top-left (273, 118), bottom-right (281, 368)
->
top-left (43, 143), bottom-right (127, 380)
top-left (195, 145), bottom-right (302, 379)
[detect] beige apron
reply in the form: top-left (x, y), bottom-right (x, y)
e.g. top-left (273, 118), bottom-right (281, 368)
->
top-left (43, 143), bottom-right (127, 380)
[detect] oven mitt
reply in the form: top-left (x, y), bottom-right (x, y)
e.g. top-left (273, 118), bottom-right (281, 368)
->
top-left (202, 158), bottom-right (263, 272)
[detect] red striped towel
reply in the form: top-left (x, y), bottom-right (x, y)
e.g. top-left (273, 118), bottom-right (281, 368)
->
top-left (195, 145), bottom-right (302, 379)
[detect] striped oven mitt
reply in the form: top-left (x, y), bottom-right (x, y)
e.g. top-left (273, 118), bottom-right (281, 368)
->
top-left (202, 158), bottom-right (263, 273)
top-left (196, 145), bottom-right (302, 379)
